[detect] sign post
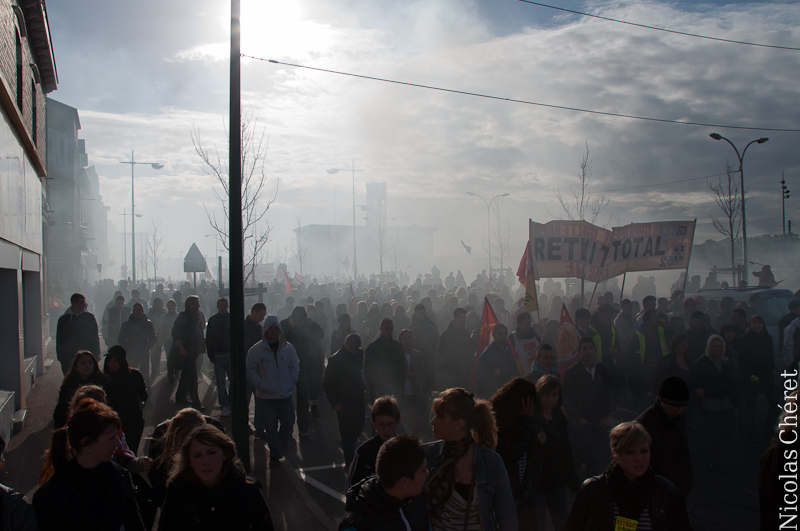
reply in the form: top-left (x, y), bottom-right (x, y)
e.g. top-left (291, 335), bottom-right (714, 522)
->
top-left (183, 244), bottom-right (207, 292)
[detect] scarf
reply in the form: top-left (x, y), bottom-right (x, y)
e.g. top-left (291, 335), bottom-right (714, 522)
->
top-left (607, 462), bottom-right (656, 521)
top-left (424, 434), bottom-right (474, 518)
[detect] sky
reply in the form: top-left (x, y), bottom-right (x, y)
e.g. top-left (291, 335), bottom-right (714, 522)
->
top-left (45, 0), bottom-right (800, 281)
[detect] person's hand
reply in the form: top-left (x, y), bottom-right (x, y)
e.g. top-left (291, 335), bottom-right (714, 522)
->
top-left (139, 457), bottom-right (153, 474)
top-left (521, 396), bottom-right (536, 417)
top-left (696, 388), bottom-right (705, 398)
top-left (577, 418), bottom-right (590, 426)
top-left (537, 430), bottom-right (546, 444)
top-left (334, 403), bottom-right (343, 412)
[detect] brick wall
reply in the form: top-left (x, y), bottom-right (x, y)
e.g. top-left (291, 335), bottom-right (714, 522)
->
top-left (0, 0), bottom-right (49, 174)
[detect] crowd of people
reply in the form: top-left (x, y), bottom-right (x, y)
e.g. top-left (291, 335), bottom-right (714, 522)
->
top-left (2, 267), bottom-right (796, 530)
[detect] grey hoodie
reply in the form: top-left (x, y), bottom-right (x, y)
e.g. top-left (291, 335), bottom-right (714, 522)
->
top-left (246, 316), bottom-right (300, 400)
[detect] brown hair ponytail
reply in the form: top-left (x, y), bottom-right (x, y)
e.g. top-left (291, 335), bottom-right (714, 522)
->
top-left (432, 388), bottom-right (498, 450)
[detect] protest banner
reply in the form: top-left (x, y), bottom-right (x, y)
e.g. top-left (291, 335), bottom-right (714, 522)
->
top-left (528, 219), bottom-right (696, 282)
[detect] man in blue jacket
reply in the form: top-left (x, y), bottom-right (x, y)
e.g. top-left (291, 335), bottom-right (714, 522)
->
top-left (246, 316), bottom-right (300, 467)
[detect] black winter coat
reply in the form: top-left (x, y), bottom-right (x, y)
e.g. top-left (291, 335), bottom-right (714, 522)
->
top-left (339, 476), bottom-right (429, 531)
top-left (495, 415), bottom-right (542, 501)
top-left (105, 368), bottom-right (148, 422)
top-left (56, 311), bottom-right (101, 362)
top-left (437, 321), bottom-right (475, 388)
top-left (690, 355), bottom-right (743, 410)
top-left (33, 460), bottom-right (144, 531)
top-left (280, 318), bottom-right (324, 365)
top-left (323, 346), bottom-right (365, 407)
top-left (636, 401), bottom-right (693, 498)
top-left (206, 312), bottom-right (232, 360)
top-left (118, 314), bottom-right (156, 355)
top-left (532, 412), bottom-right (581, 494)
top-left (738, 330), bottom-right (775, 389)
top-left (364, 336), bottom-right (406, 400)
top-left (52, 372), bottom-right (110, 428)
top-left (158, 466), bottom-right (273, 531)
top-left (564, 465), bottom-right (693, 531)
top-left (562, 362), bottom-right (611, 425)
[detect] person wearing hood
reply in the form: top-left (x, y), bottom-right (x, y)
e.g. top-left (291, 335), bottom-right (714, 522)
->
top-left (636, 377), bottom-right (693, 499)
top-left (340, 434), bottom-right (429, 531)
top-left (56, 293), bottom-right (101, 375)
top-left (118, 303), bottom-right (157, 386)
top-left (525, 344), bottom-right (559, 385)
top-left (246, 316), bottom-right (300, 467)
top-left (281, 306), bottom-right (324, 439)
top-left (103, 345), bottom-right (148, 455)
top-left (564, 421), bottom-right (693, 531)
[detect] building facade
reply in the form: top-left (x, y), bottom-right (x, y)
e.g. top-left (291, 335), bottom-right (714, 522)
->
top-left (0, 0), bottom-right (57, 442)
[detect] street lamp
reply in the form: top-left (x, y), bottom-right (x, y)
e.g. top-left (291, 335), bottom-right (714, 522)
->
top-left (118, 208), bottom-right (142, 279)
top-left (120, 151), bottom-right (164, 285)
top-left (782, 172), bottom-right (791, 237)
top-left (466, 191), bottom-right (509, 276)
top-left (327, 160), bottom-right (363, 281)
top-left (709, 133), bottom-right (768, 283)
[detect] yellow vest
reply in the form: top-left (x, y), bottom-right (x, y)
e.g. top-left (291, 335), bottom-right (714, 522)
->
top-left (634, 327), bottom-right (669, 363)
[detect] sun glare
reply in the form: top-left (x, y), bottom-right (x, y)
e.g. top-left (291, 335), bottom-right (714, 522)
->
top-left (240, 0), bottom-right (331, 59)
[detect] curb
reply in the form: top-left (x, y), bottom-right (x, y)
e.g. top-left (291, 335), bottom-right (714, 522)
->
top-left (281, 460), bottom-right (338, 531)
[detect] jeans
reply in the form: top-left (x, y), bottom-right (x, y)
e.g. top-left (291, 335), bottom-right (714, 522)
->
top-left (176, 356), bottom-right (200, 404)
top-left (257, 396), bottom-right (295, 459)
top-left (296, 364), bottom-right (310, 432)
top-left (150, 345), bottom-right (163, 378)
top-left (533, 487), bottom-right (568, 531)
top-left (337, 405), bottom-right (365, 466)
top-left (214, 356), bottom-right (231, 408)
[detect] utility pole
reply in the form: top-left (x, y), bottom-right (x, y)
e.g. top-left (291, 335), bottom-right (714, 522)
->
top-left (782, 172), bottom-right (791, 237)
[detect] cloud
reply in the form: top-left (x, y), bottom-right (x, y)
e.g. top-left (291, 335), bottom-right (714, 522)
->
top-left (49, 0), bottom-right (800, 279)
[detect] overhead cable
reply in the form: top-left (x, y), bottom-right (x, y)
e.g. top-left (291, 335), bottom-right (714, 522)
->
top-left (517, 0), bottom-right (800, 51)
top-left (250, 56), bottom-right (800, 132)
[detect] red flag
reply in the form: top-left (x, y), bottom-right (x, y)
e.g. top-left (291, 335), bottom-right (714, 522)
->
top-left (470, 297), bottom-right (525, 392)
top-left (556, 303), bottom-right (580, 376)
top-left (283, 269), bottom-right (293, 295)
top-left (516, 241), bottom-right (531, 285)
top-left (294, 271), bottom-right (304, 283)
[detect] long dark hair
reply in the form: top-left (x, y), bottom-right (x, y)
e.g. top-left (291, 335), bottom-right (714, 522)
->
top-left (47, 399), bottom-right (121, 470)
top-left (63, 351), bottom-right (105, 387)
top-left (490, 378), bottom-right (537, 437)
top-left (533, 374), bottom-right (565, 418)
top-left (103, 345), bottom-right (131, 375)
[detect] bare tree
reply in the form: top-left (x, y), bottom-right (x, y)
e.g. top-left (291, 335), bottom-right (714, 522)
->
top-left (293, 216), bottom-right (309, 277)
top-left (552, 141), bottom-right (610, 226)
top-left (367, 205), bottom-right (390, 276)
top-left (387, 226), bottom-right (406, 275)
top-left (708, 161), bottom-right (742, 285)
top-left (192, 113), bottom-right (278, 285)
top-left (136, 244), bottom-right (150, 288)
top-left (490, 203), bottom-right (512, 276)
top-left (145, 216), bottom-right (167, 283)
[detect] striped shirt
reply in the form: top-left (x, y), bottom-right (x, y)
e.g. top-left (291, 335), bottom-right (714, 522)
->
top-left (431, 484), bottom-right (482, 531)
top-left (611, 503), bottom-right (652, 531)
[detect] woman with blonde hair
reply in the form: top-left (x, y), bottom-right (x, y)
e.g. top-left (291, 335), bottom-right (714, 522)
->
top-left (564, 421), bottom-right (692, 530)
top-left (424, 388), bottom-right (517, 530)
top-left (158, 425), bottom-right (273, 530)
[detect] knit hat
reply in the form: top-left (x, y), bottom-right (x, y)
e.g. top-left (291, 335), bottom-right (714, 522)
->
top-left (658, 376), bottom-right (690, 406)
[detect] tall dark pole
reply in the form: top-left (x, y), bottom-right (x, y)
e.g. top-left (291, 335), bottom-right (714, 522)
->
top-left (351, 160), bottom-right (358, 281)
top-left (709, 133), bottom-right (768, 284)
top-left (229, 0), bottom-right (249, 471)
top-left (782, 172), bottom-right (791, 237)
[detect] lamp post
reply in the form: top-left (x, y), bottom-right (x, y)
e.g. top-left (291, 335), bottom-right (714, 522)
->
top-left (120, 151), bottom-right (163, 285)
top-left (782, 172), bottom-right (791, 237)
top-left (118, 208), bottom-right (142, 280)
top-left (327, 161), bottom-right (363, 281)
top-left (709, 133), bottom-right (768, 283)
top-left (466, 191), bottom-right (509, 276)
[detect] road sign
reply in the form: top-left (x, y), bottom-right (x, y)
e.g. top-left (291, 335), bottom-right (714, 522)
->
top-left (184, 243), bottom-right (207, 273)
